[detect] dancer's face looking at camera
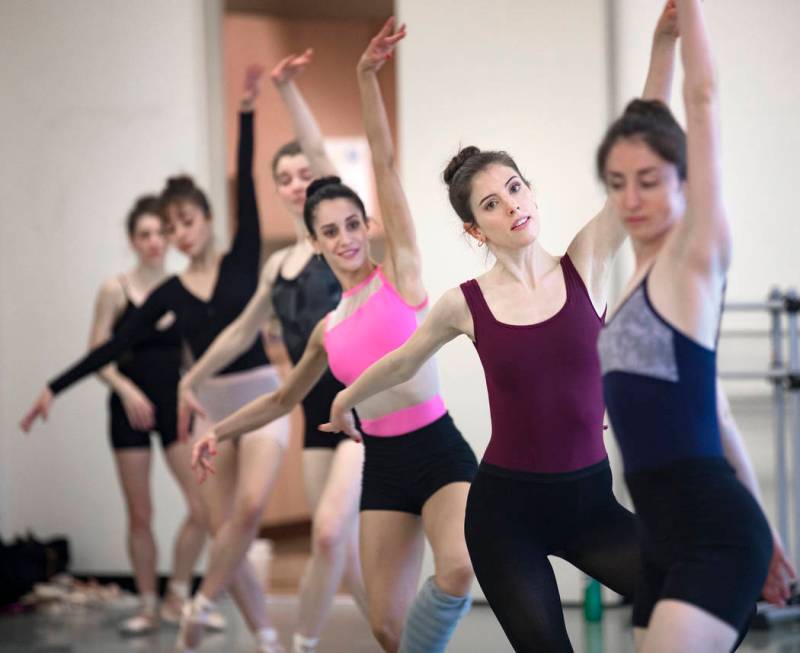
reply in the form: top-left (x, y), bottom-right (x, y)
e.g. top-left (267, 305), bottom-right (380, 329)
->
top-left (467, 163), bottom-right (540, 251)
top-left (309, 197), bottom-right (370, 274)
top-left (129, 213), bottom-right (167, 266)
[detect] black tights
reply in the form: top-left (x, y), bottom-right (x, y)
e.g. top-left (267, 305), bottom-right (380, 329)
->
top-left (465, 460), bottom-right (639, 653)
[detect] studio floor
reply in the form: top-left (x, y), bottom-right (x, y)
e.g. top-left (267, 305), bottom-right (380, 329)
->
top-left (3, 595), bottom-right (800, 653)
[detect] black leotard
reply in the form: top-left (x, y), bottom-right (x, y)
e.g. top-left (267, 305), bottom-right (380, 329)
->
top-left (108, 279), bottom-right (182, 449)
top-left (271, 255), bottom-right (347, 449)
top-left (49, 112), bottom-right (266, 395)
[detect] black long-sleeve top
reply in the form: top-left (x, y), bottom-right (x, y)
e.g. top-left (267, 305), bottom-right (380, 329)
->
top-left (50, 112), bottom-right (267, 395)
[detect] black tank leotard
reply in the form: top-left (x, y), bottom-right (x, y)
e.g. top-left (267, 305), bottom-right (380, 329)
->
top-left (271, 255), bottom-right (348, 448)
top-left (108, 278), bottom-right (182, 449)
top-left (49, 112), bottom-right (267, 395)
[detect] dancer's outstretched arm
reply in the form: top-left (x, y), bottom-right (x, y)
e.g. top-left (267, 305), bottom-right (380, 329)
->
top-left (568, 0), bottom-right (679, 307)
top-left (272, 49), bottom-right (337, 178)
top-left (356, 18), bottom-right (426, 305)
top-left (321, 287), bottom-right (472, 439)
top-left (192, 319), bottom-right (329, 481)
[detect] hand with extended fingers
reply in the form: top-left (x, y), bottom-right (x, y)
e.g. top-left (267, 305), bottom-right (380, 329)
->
top-left (319, 393), bottom-right (361, 443)
top-left (177, 381), bottom-right (207, 443)
top-left (654, 0), bottom-right (679, 41)
top-left (358, 17), bottom-right (407, 76)
top-left (191, 430), bottom-right (219, 484)
top-left (19, 387), bottom-right (54, 433)
top-left (762, 528), bottom-right (798, 606)
top-left (242, 63), bottom-right (266, 110)
top-left (271, 48), bottom-right (314, 86)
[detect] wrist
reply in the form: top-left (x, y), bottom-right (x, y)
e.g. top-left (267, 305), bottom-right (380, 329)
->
top-left (653, 33), bottom-right (677, 49)
top-left (356, 64), bottom-right (376, 79)
top-left (334, 390), bottom-right (352, 413)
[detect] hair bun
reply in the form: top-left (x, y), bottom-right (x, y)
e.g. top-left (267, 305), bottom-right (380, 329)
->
top-left (164, 175), bottom-right (197, 194)
top-left (306, 176), bottom-right (342, 197)
top-left (443, 146), bottom-right (482, 186)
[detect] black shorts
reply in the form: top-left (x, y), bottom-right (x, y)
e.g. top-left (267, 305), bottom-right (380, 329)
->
top-left (626, 457), bottom-right (772, 633)
top-left (360, 412), bottom-right (478, 514)
top-left (301, 373), bottom-right (350, 449)
top-left (108, 392), bottom-right (178, 450)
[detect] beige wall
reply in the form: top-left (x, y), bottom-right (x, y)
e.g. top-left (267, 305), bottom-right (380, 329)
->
top-left (0, 0), bottom-right (221, 573)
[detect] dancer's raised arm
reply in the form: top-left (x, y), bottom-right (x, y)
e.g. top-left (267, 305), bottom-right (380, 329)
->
top-left (272, 49), bottom-right (336, 178)
top-left (642, 0), bottom-right (679, 102)
top-left (567, 0), bottom-right (679, 309)
top-left (356, 18), bottom-right (425, 304)
top-left (669, 0), bottom-right (730, 269)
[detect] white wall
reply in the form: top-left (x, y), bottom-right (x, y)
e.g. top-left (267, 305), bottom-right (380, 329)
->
top-left (0, 0), bottom-right (222, 573)
top-left (397, 0), bottom-right (612, 602)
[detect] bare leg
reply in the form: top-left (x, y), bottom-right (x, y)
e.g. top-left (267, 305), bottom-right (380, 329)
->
top-left (113, 449), bottom-right (157, 599)
top-left (640, 600), bottom-right (737, 653)
top-left (295, 440), bottom-right (366, 646)
top-left (199, 431), bottom-right (284, 600)
top-left (113, 448), bottom-right (159, 634)
top-left (161, 440), bottom-right (207, 615)
top-left (396, 482), bottom-right (473, 653)
top-left (179, 423), bottom-right (286, 651)
top-left (359, 511), bottom-right (425, 653)
top-left (420, 482), bottom-right (473, 597)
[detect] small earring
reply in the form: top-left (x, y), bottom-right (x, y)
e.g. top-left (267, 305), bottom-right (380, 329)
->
top-left (477, 240), bottom-right (485, 248)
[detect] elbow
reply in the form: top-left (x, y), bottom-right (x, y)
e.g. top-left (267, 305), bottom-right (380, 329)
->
top-left (683, 77), bottom-right (717, 108)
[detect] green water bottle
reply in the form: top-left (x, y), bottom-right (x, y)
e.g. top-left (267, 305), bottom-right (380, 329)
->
top-left (583, 575), bottom-right (603, 622)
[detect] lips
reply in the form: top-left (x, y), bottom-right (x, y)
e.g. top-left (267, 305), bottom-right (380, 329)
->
top-left (511, 215), bottom-right (531, 231)
top-left (625, 216), bottom-right (647, 224)
top-left (338, 248), bottom-right (359, 260)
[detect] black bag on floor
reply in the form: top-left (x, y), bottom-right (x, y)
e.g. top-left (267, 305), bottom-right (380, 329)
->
top-left (0, 534), bottom-right (70, 605)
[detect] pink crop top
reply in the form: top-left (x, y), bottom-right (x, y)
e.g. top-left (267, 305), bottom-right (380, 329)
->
top-left (324, 266), bottom-right (446, 436)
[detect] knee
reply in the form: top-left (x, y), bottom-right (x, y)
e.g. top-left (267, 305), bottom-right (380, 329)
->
top-left (128, 504), bottom-right (153, 534)
top-left (312, 514), bottom-right (347, 560)
top-left (232, 494), bottom-right (264, 534)
top-left (186, 499), bottom-right (207, 530)
top-left (436, 558), bottom-right (474, 597)
top-left (370, 618), bottom-right (401, 653)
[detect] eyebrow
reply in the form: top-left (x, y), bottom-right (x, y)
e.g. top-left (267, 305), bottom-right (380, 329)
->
top-left (478, 175), bottom-right (519, 207)
top-left (318, 214), bottom-right (359, 230)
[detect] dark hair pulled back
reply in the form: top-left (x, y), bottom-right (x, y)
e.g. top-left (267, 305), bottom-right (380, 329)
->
top-left (303, 176), bottom-right (367, 235)
top-left (443, 146), bottom-right (529, 226)
top-left (596, 99), bottom-right (686, 181)
top-left (271, 141), bottom-right (303, 178)
top-left (126, 195), bottom-right (163, 237)
top-left (159, 175), bottom-right (212, 219)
